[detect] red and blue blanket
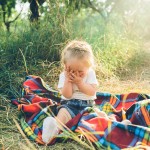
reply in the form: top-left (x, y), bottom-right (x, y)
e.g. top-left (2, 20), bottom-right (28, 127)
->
top-left (11, 75), bottom-right (150, 149)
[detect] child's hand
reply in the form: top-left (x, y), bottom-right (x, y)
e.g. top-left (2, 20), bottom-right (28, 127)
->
top-left (69, 71), bottom-right (83, 84)
top-left (64, 65), bottom-right (74, 82)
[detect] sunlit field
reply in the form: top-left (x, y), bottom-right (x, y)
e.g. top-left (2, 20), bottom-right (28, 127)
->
top-left (0, 0), bottom-right (150, 149)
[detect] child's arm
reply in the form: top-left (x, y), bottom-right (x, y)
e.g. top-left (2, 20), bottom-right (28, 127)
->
top-left (58, 66), bottom-right (73, 99)
top-left (76, 82), bottom-right (97, 96)
top-left (60, 77), bottom-right (73, 99)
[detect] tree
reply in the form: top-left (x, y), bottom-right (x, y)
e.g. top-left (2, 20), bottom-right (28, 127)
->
top-left (21, 0), bottom-right (46, 21)
top-left (0, 0), bottom-right (46, 31)
top-left (65, 0), bottom-right (121, 20)
top-left (0, 0), bottom-right (22, 31)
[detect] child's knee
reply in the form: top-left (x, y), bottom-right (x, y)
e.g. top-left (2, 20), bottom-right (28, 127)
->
top-left (57, 108), bottom-right (72, 123)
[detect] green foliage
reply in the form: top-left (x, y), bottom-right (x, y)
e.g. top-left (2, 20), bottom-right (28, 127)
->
top-left (0, 0), bottom-right (19, 31)
top-left (0, 9), bottom-right (142, 97)
top-left (0, 0), bottom-right (147, 96)
top-left (0, 6), bottom-right (70, 96)
top-left (0, 0), bottom-right (16, 17)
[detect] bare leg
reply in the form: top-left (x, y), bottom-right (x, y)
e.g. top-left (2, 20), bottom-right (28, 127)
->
top-left (42, 108), bottom-right (72, 144)
top-left (56, 108), bottom-right (72, 125)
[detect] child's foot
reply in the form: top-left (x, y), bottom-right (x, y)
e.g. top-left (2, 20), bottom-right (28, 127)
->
top-left (94, 108), bottom-right (109, 119)
top-left (121, 119), bottom-right (131, 125)
top-left (108, 114), bottom-right (117, 121)
top-left (42, 116), bottom-right (59, 144)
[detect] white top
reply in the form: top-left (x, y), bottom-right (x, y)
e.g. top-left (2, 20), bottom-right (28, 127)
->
top-left (57, 68), bottom-right (99, 100)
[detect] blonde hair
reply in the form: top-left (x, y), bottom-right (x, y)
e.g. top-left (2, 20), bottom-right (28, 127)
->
top-left (61, 40), bottom-right (95, 68)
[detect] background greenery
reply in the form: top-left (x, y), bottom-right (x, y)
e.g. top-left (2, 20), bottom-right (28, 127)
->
top-left (0, 0), bottom-right (150, 149)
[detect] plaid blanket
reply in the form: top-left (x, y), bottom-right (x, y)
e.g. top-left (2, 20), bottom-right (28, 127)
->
top-left (11, 75), bottom-right (150, 149)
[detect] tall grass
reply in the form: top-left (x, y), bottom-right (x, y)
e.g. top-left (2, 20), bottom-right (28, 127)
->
top-left (67, 11), bottom-right (141, 79)
top-left (0, 10), bottom-right (142, 97)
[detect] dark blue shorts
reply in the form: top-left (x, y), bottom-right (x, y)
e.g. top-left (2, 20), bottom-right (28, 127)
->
top-left (57, 99), bottom-right (95, 118)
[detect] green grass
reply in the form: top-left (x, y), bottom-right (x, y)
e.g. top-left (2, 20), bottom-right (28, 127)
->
top-left (0, 10), bottom-right (149, 150)
top-left (0, 12), bottom-right (142, 94)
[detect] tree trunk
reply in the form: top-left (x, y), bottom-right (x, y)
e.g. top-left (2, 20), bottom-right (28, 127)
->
top-left (29, 0), bottom-right (40, 22)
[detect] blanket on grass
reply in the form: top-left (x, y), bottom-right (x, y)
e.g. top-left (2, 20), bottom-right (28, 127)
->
top-left (11, 75), bottom-right (150, 149)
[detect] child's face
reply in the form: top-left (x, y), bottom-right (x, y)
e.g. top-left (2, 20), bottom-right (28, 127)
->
top-left (65, 58), bottom-right (89, 78)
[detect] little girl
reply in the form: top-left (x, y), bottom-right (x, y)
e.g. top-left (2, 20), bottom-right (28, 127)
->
top-left (42, 40), bottom-right (99, 144)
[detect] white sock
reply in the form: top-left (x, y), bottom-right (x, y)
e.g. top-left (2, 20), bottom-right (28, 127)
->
top-left (42, 116), bottom-right (59, 144)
